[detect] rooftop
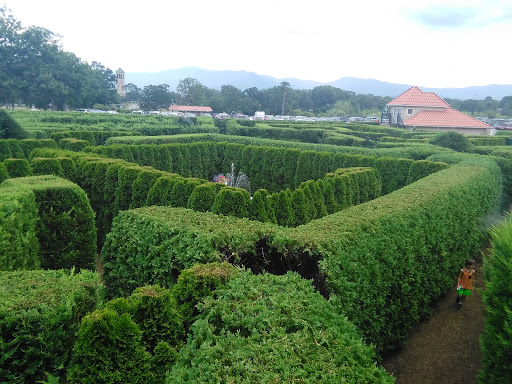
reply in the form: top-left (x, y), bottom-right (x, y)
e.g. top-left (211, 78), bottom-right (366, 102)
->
top-left (388, 86), bottom-right (450, 108)
top-left (404, 108), bottom-right (492, 128)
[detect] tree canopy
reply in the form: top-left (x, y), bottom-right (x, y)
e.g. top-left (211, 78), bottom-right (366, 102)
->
top-left (0, 6), bottom-right (118, 110)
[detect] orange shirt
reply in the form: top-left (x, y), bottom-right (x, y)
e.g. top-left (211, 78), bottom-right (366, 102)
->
top-left (459, 268), bottom-right (475, 290)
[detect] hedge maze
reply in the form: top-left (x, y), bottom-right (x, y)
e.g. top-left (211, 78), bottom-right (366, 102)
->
top-left (1, 111), bottom-right (512, 383)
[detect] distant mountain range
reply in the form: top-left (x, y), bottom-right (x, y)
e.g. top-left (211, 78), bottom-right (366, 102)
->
top-left (125, 67), bottom-right (512, 101)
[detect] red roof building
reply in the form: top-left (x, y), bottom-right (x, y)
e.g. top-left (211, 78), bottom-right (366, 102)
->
top-left (386, 87), bottom-right (492, 135)
top-left (168, 105), bottom-right (213, 114)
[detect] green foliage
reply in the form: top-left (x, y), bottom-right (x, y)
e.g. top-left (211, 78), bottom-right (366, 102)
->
top-left (21, 139), bottom-right (57, 158)
top-left (272, 189), bottom-right (294, 226)
top-left (30, 157), bottom-right (64, 177)
top-left (67, 309), bottom-right (152, 384)
top-left (101, 207), bottom-right (228, 299)
top-left (58, 138), bottom-right (90, 152)
top-left (211, 186), bottom-right (250, 218)
top-left (3, 158), bottom-right (31, 178)
top-left (248, 188), bottom-right (271, 222)
top-left (0, 269), bottom-right (102, 384)
top-left (130, 167), bottom-right (167, 209)
top-left (146, 175), bottom-right (180, 206)
top-left (479, 214), bottom-right (512, 383)
top-left (290, 188), bottom-right (308, 225)
top-left (167, 271), bottom-right (393, 383)
top-left (110, 285), bottom-right (185, 352)
top-left (429, 131), bottom-right (475, 152)
top-left (104, 155), bottom-right (502, 356)
top-left (0, 109), bottom-right (28, 139)
top-left (1, 175), bottom-right (97, 271)
top-left (406, 160), bottom-right (448, 184)
top-left (0, 186), bottom-right (40, 270)
top-left (172, 262), bottom-right (238, 329)
top-left (187, 182), bottom-right (219, 212)
top-left (0, 162), bottom-right (7, 183)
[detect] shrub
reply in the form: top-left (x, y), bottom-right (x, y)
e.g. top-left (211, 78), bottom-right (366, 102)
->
top-left (187, 182), bottom-right (219, 212)
top-left (167, 272), bottom-right (393, 383)
top-left (211, 186), bottom-right (250, 218)
top-left (248, 188), bottom-right (270, 222)
top-left (479, 214), bottom-right (512, 383)
top-left (172, 262), bottom-right (238, 329)
top-left (30, 157), bottom-right (64, 177)
top-left (123, 285), bottom-right (185, 351)
top-left (67, 309), bottom-right (152, 384)
top-left (0, 269), bottom-right (102, 384)
top-left (58, 138), bottom-right (90, 152)
top-left (1, 176), bottom-right (97, 271)
top-left (4, 158), bottom-right (31, 178)
top-left (272, 189), bottom-right (294, 226)
top-left (0, 186), bottom-right (40, 270)
top-left (0, 163), bottom-right (8, 183)
top-left (429, 131), bottom-right (474, 152)
top-left (0, 109), bottom-right (27, 139)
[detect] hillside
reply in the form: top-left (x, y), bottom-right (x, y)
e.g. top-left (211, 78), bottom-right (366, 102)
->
top-left (125, 66), bottom-right (512, 100)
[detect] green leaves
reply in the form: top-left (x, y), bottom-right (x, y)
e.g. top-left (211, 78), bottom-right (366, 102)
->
top-left (479, 215), bottom-right (512, 383)
top-left (167, 271), bottom-right (393, 383)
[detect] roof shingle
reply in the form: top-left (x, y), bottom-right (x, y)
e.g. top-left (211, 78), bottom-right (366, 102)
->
top-left (388, 86), bottom-right (450, 107)
top-left (404, 108), bottom-right (491, 128)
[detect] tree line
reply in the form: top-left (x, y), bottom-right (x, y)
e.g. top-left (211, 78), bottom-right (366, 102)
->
top-left (2, 6), bottom-right (512, 118)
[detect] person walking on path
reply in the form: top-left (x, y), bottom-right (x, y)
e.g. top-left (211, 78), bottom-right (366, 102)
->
top-left (456, 258), bottom-right (476, 310)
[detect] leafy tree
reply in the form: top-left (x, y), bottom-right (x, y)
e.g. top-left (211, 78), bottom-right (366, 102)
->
top-left (0, 7), bottom-right (118, 110)
top-left (124, 83), bottom-right (142, 101)
top-left (177, 77), bottom-right (207, 106)
top-left (139, 84), bottom-right (172, 111)
top-left (499, 96), bottom-right (512, 116)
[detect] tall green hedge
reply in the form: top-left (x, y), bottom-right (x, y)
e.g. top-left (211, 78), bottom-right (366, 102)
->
top-left (101, 155), bottom-right (502, 355)
top-left (0, 269), bottom-right (102, 384)
top-left (67, 308), bottom-right (152, 384)
top-left (3, 158), bottom-right (31, 178)
top-left (167, 271), bottom-right (393, 383)
top-left (479, 214), bottom-right (512, 383)
top-left (87, 141), bottom-right (446, 194)
top-left (0, 186), bottom-right (40, 270)
top-left (1, 176), bottom-right (97, 271)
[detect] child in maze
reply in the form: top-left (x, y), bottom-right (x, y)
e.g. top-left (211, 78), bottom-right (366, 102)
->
top-left (455, 258), bottom-right (476, 310)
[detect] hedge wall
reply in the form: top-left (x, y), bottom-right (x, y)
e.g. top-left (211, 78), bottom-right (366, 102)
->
top-left (3, 158), bottom-right (31, 178)
top-left (479, 214), bottom-right (512, 383)
top-left (87, 141), bottom-right (447, 194)
top-left (0, 186), bottom-right (40, 270)
top-left (102, 132), bottom-right (445, 160)
top-left (0, 269), bottom-right (103, 384)
top-left (101, 155), bottom-right (502, 355)
top-left (0, 175), bottom-right (97, 271)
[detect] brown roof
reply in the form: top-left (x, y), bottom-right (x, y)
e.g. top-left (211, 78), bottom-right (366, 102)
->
top-left (388, 86), bottom-right (450, 108)
top-left (168, 105), bottom-right (212, 112)
top-left (404, 108), bottom-right (491, 128)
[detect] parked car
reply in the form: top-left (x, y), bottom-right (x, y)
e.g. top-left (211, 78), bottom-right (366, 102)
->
top-left (365, 116), bottom-right (380, 123)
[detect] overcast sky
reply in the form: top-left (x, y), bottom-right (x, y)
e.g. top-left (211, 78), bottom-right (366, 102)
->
top-left (3, 0), bottom-right (512, 88)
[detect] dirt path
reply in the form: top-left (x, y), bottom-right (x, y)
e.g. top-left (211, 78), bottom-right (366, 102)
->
top-left (382, 251), bottom-right (486, 384)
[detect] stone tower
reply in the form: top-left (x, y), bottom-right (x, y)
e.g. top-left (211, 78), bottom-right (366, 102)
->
top-left (116, 68), bottom-right (126, 97)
